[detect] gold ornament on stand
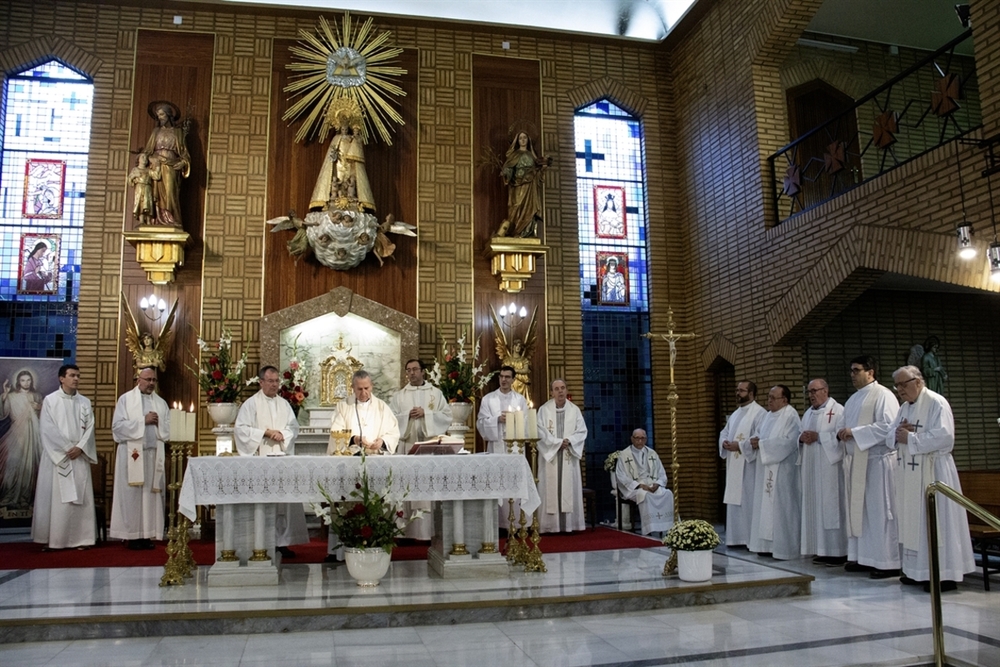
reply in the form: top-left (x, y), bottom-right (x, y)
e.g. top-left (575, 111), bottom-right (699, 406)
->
top-left (489, 303), bottom-right (538, 404)
top-left (160, 441), bottom-right (194, 587)
top-left (641, 306), bottom-right (697, 577)
top-left (502, 436), bottom-right (546, 572)
top-left (121, 293), bottom-right (178, 375)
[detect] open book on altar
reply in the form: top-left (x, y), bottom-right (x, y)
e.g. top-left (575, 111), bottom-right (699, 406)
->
top-left (408, 435), bottom-right (466, 455)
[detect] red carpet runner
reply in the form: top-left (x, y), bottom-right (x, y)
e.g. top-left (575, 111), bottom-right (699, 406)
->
top-left (1, 527), bottom-right (662, 570)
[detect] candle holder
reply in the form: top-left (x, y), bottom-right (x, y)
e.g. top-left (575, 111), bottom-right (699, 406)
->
top-left (504, 438), bottom-right (525, 563)
top-left (502, 436), bottom-right (545, 572)
top-left (160, 441), bottom-right (194, 586)
top-left (523, 437), bottom-right (546, 573)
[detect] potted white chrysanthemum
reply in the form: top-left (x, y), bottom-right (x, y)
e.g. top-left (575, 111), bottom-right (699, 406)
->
top-left (663, 519), bottom-right (720, 582)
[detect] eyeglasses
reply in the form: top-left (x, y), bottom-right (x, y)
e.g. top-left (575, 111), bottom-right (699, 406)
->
top-left (806, 389), bottom-right (824, 394)
top-left (893, 378), bottom-right (917, 390)
top-left (849, 367), bottom-right (867, 375)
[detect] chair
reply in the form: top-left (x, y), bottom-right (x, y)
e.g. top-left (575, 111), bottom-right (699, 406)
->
top-left (581, 487), bottom-right (597, 531)
top-left (90, 451), bottom-right (109, 543)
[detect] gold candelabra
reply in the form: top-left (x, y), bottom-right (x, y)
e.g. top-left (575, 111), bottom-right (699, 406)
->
top-left (503, 436), bottom-right (546, 572)
top-left (642, 306), bottom-right (696, 577)
top-left (160, 440), bottom-right (195, 586)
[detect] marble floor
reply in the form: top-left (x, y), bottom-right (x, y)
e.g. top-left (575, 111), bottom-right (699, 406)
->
top-left (0, 537), bottom-right (997, 666)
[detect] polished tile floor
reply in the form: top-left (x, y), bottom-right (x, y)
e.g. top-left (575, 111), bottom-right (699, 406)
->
top-left (0, 537), bottom-right (997, 666)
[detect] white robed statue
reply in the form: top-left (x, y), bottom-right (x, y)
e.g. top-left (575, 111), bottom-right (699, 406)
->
top-left (615, 429), bottom-right (674, 535)
top-left (536, 380), bottom-right (588, 533)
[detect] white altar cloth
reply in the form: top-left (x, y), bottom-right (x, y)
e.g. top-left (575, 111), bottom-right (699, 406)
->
top-left (178, 454), bottom-right (540, 520)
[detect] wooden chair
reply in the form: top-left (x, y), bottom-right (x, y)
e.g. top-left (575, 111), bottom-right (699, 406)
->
top-left (957, 470), bottom-right (1000, 591)
top-left (90, 451), bottom-right (109, 543)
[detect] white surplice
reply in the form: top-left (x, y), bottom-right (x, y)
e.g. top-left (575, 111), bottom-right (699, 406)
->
top-left (31, 389), bottom-right (96, 549)
top-left (109, 387), bottom-right (168, 540)
top-left (234, 391), bottom-right (308, 548)
top-left (389, 382), bottom-right (452, 539)
top-left (748, 404), bottom-right (801, 559)
top-left (719, 401), bottom-right (765, 546)
top-left (615, 445), bottom-right (674, 534)
top-left (889, 387), bottom-right (974, 582)
top-left (536, 399), bottom-right (588, 533)
top-left (798, 397), bottom-right (846, 557)
top-left (843, 381), bottom-right (900, 570)
top-left (477, 388), bottom-right (529, 529)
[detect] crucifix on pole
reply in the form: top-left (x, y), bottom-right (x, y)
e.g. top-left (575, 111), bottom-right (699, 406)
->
top-left (641, 306), bottom-right (697, 576)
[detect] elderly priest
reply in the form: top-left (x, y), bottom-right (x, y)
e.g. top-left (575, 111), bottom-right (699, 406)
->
top-left (536, 379), bottom-right (588, 533)
top-left (109, 366), bottom-right (168, 550)
top-left (615, 428), bottom-right (673, 536)
top-left (234, 365), bottom-right (308, 558)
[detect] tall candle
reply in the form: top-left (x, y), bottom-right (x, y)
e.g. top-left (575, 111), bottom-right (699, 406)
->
top-left (187, 411), bottom-right (197, 442)
top-left (169, 407), bottom-right (181, 441)
top-left (527, 409), bottom-right (537, 439)
top-left (514, 409), bottom-right (525, 440)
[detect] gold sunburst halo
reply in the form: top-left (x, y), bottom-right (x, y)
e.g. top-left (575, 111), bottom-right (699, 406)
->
top-left (283, 13), bottom-right (407, 145)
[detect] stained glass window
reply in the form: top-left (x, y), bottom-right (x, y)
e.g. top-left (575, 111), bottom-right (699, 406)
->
top-left (0, 59), bottom-right (91, 358)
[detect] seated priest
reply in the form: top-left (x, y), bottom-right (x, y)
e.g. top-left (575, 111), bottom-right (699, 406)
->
top-left (536, 379), bottom-right (588, 533)
top-left (234, 365), bottom-right (309, 558)
top-left (615, 428), bottom-right (674, 537)
top-left (326, 369), bottom-right (400, 562)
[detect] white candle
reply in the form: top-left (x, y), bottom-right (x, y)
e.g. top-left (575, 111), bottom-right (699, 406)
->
top-left (186, 410), bottom-right (197, 442)
top-left (169, 408), bottom-right (181, 441)
top-left (514, 409), bottom-right (525, 440)
top-left (527, 409), bottom-right (537, 439)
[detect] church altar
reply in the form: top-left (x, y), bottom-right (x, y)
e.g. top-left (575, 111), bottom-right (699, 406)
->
top-left (178, 454), bottom-right (540, 585)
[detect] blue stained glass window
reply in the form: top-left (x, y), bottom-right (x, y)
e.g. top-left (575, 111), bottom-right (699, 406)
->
top-left (574, 99), bottom-right (654, 523)
top-left (0, 59), bottom-right (91, 360)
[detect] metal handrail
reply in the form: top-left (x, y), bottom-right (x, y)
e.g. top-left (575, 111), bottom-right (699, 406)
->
top-left (925, 481), bottom-right (1000, 667)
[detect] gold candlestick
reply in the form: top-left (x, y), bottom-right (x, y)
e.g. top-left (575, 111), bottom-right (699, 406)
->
top-left (523, 437), bottom-right (546, 572)
top-left (504, 437), bottom-right (524, 563)
top-left (160, 441), bottom-right (191, 587)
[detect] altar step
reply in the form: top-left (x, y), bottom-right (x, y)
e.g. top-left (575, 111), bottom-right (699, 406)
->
top-left (0, 547), bottom-right (811, 644)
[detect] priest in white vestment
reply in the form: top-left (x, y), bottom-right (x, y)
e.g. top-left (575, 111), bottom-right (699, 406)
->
top-left (748, 385), bottom-right (801, 560)
top-left (327, 370), bottom-right (400, 560)
top-left (836, 355), bottom-right (900, 577)
top-left (234, 366), bottom-right (309, 558)
top-left (536, 380), bottom-right (588, 533)
top-left (888, 365), bottom-right (974, 590)
top-left (798, 379), bottom-right (846, 563)
top-left (389, 359), bottom-right (452, 539)
top-left (719, 380), bottom-right (766, 547)
top-left (615, 429), bottom-right (673, 536)
top-left (109, 367), bottom-right (168, 549)
top-left (31, 364), bottom-right (96, 550)
top-left (476, 366), bottom-right (528, 528)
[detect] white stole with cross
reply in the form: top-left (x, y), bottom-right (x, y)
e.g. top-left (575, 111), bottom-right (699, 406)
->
top-left (124, 387), bottom-right (167, 489)
top-left (756, 405), bottom-right (798, 542)
top-left (844, 386), bottom-right (879, 537)
top-left (895, 392), bottom-right (935, 551)
top-left (538, 401), bottom-right (584, 512)
top-left (722, 405), bottom-right (757, 505)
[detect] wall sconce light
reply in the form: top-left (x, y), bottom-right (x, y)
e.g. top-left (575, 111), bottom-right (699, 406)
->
top-left (956, 224), bottom-right (976, 259)
top-left (955, 4), bottom-right (971, 29)
top-left (140, 294), bottom-right (167, 321)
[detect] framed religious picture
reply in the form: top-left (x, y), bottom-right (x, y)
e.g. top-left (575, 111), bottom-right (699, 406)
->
top-left (18, 234), bottom-right (60, 295)
top-left (597, 251), bottom-right (629, 306)
top-left (593, 185), bottom-right (626, 239)
top-left (0, 357), bottom-right (64, 527)
top-left (22, 159), bottom-right (66, 219)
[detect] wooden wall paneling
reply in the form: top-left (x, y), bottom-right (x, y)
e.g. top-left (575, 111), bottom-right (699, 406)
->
top-left (265, 42), bottom-right (419, 316)
top-left (118, 30), bottom-right (213, 411)
top-left (472, 55), bottom-right (548, 451)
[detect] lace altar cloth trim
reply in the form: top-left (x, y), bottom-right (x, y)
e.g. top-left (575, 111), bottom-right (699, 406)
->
top-left (179, 455), bottom-right (540, 520)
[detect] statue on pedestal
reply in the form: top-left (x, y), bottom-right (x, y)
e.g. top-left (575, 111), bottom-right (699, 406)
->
top-left (496, 131), bottom-right (552, 239)
top-left (139, 101), bottom-right (191, 228)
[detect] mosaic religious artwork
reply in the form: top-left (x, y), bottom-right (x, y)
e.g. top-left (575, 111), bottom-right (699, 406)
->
top-left (593, 185), bottom-right (626, 239)
top-left (22, 159), bottom-right (65, 219)
top-left (17, 234), bottom-right (60, 295)
top-left (272, 13), bottom-right (414, 271)
top-left (596, 251), bottom-right (629, 307)
top-left (0, 356), bottom-right (63, 527)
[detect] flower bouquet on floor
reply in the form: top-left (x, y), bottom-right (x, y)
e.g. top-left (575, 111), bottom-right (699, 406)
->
top-left (663, 519), bottom-right (720, 583)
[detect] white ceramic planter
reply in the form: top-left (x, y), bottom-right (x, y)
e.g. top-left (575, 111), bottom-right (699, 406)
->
top-left (344, 547), bottom-right (392, 587)
top-left (677, 549), bottom-right (713, 582)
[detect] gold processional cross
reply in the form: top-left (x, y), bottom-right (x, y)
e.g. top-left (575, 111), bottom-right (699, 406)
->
top-left (641, 306), bottom-right (697, 576)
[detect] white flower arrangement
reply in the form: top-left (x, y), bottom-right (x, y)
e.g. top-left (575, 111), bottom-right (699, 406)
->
top-left (603, 450), bottom-right (621, 472)
top-left (663, 519), bottom-right (720, 551)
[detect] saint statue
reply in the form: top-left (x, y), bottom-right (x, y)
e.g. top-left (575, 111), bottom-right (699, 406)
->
top-left (921, 336), bottom-right (947, 394)
top-left (309, 102), bottom-right (375, 214)
top-left (139, 100), bottom-right (191, 228)
top-left (495, 131), bottom-right (551, 238)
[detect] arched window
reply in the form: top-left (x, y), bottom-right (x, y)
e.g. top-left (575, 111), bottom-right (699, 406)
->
top-left (574, 98), bottom-right (653, 466)
top-left (0, 59), bottom-right (92, 358)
